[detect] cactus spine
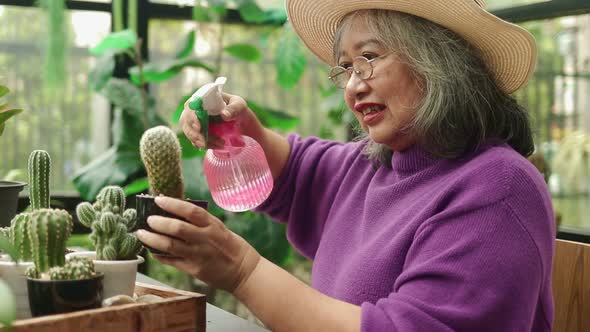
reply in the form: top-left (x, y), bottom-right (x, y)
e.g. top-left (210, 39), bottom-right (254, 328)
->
top-left (0, 227), bottom-right (10, 240)
top-left (139, 126), bottom-right (185, 199)
top-left (76, 186), bottom-right (143, 260)
top-left (28, 150), bottom-right (51, 210)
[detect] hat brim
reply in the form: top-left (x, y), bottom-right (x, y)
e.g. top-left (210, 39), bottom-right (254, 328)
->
top-left (286, 0), bottom-right (537, 94)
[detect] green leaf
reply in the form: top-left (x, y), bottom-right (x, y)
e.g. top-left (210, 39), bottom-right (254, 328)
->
top-left (238, 1), bottom-right (267, 23)
top-left (175, 30), bottom-right (195, 59)
top-left (192, 5), bottom-right (212, 22)
top-left (123, 177), bottom-right (150, 196)
top-left (0, 234), bottom-right (19, 263)
top-left (263, 9), bottom-right (288, 25)
top-left (246, 99), bottom-right (298, 131)
top-left (178, 132), bottom-right (205, 159)
top-left (181, 157), bottom-right (225, 217)
top-left (225, 211), bottom-right (293, 266)
top-left (0, 85), bottom-right (8, 98)
top-left (129, 58), bottom-right (215, 85)
top-left (171, 94), bottom-right (191, 124)
top-left (101, 78), bottom-right (144, 117)
top-left (90, 29), bottom-right (137, 56)
top-left (88, 54), bottom-right (115, 92)
top-left (275, 25), bottom-right (306, 89)
top-left (0, 108), bottom-right (23, 136)
top-left (223, 43), bottom-right (262, 62)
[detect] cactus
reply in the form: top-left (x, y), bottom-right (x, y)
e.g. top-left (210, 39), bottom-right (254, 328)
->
top-left (28, 150), bottom-right (51, 210)
top-left (27, 209), bottom-right (72, 274)
top-left (139, 126), bottom-right (185, 199)
top-left (27, 256), bottom-right (95, 280)
top-left (76, 186), bottom-right (143, 260)
top-left (0, 227), bottom-right (10, 240)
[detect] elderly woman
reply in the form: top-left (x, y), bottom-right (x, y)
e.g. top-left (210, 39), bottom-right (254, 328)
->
top-left (137, 0), bottom-right (555, 331)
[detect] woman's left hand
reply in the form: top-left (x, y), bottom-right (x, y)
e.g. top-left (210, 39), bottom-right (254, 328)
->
top-left (136, 196), bottom-right (261, 293)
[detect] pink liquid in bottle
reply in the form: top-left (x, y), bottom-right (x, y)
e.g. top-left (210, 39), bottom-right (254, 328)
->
top-left (203, 121), bottom-right (273, 212)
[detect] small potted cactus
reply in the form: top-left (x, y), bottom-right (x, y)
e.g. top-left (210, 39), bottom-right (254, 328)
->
top-left (0, 150), bottom-right (53, 319)
top-left (70, 185), bottom-right (144, 298)
top-left (136, 125), bottom-right (208, 255)
top-left (26, 255), bottom-right (103, 317)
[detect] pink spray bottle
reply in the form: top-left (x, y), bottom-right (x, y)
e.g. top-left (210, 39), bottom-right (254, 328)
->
top-left (188, 77), bottom-right (273, 212)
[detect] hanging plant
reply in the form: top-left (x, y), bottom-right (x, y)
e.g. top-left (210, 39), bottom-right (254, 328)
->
top-left (39, 0), bottom-right (69, 99)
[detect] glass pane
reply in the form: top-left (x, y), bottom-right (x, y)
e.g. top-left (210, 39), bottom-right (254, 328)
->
top-left (487, 0), bottom-right (550, 11)
top-left (0, 5), bottom-right (111, 192)
top-left (148, 19), bottom-right (339, 139)
top-left (514, 14), bottom-right (590, 231)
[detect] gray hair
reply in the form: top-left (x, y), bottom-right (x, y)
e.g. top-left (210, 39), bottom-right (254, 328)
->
top-left (334, 10), bottom-right (534, 167)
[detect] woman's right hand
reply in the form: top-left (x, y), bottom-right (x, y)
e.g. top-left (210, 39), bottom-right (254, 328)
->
top-left (180, 92), bottom-right (262, 149)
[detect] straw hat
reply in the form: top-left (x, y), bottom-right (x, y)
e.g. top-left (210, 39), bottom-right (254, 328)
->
top-left (286, 0), bottom-right (537, 94)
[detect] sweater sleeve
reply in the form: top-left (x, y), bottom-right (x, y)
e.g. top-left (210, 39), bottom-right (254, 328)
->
top-left (255, 134), bottom-right (363, 258)
top-left (361, 199), bottom-right (551, 331)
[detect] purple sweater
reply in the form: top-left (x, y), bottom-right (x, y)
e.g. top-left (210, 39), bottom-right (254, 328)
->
top-left (257, 134), bottom-right (555, 331)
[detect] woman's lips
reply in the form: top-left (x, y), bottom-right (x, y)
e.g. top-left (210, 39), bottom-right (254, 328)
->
top-left (363, 109), bottom-right (385, 125)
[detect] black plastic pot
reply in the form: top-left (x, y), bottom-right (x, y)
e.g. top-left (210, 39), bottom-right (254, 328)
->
top-left (27, 273), bottom-right (104, 317)
top-left (0, 181), bottom-right (26, 227)
top-left (135, 195), bottom-right (208, 256)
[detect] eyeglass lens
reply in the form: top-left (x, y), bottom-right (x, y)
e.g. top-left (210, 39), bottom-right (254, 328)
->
top-left (329, 57), bottom-right (375, 88)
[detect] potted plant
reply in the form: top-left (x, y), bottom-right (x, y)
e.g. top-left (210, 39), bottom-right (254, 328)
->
top-left (0, 150), bottom-right (52, 319)
top-left (0, 84), bottom-right (25, 227)
top-left (27, 256), bottom-right (102, 317)
top-left (136, 125), bottom-right (208, 255)
top-left (71, 185), bottom-right (144, 299)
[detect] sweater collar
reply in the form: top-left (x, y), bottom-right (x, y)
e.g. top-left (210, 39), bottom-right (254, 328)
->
top-left (391, 144), bottom-right (439, 177)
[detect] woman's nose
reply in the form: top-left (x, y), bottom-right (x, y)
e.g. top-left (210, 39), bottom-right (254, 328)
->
top-left (345, 72), bottom-right (370, 97)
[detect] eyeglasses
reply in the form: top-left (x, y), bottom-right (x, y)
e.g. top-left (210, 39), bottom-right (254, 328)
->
top-left (328, 53), bottom-right (392, 89)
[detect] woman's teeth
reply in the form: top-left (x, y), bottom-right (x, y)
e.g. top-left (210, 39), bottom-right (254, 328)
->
top-left (362, 106), bottom-right (383, 115)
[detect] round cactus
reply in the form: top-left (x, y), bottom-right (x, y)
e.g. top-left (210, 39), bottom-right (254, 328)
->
top-left (10, 213), bottom-right (33, 262)
top-left (28, 150), bottom-right (51, 210)
top-left (47, 256), bottom-right (95, 280)
top-left (139, 126), bottom-right (185, 199)
top-left (0, 227), bottom-right (10, 241)
top-left (75, 186), bottom-right (143, 260)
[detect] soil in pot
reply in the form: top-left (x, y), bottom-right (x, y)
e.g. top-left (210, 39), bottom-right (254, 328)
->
top-left (135, 194), bottom-right (208, 256)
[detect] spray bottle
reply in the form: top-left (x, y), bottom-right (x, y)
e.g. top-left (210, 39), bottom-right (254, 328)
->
top-left (188, 77), bottom-right (273, 212)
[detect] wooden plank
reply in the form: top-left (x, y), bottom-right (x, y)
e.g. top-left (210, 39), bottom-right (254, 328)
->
top-left (2, 283), bottom-right (206, 332)
top-left (552, 239), bottom-right (590, 332)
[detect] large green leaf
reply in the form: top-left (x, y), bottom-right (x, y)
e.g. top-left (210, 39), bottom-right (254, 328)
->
top-left (246, 99), bottom-right (298, 131)
top-left (0, 85), bottom-right (8, 98)
top-left (171, 93), bottom-right (191, 124)
top-left (129, 58), bottom-right (215, 85)
top-left (0, 108), bottom-right (23, 136)
top-left (175, 30), bottom-right (195, 59)
top-left (223, 43), bottom-right (262, 62)
top-left (275, 25), bottom-right (307, 89)
top-left (123, 177), bottom-right (150, 196)
top-left (238, 1), bottom-right (267, 23)
top-left (88, 54), bottom-right (115, 92)
top-left (225, 211), bottom-right (293, 266)
top-left (178, 132), bottom-right (205, 159)
top-left (90, 29), bottom-right (137, 56)
top-left (181, 157), bottom-right (225, 217)
top-left (101, 78), bottom-right (145, 117)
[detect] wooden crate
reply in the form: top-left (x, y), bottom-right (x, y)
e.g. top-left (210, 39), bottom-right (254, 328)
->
top-left (3, 282), bottom-right (206, 332)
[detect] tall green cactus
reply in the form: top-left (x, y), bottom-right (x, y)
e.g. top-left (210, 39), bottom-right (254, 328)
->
top-left (28, 150), bottom-right (51, 210)
top-left (76, 186), bottom-right (143, 260)
top-left (139, 126), bottom-right (185, 199)
top-left (14, 208), bottom-right (72, 276)
top-left (9, 150), bottom-right (54, 262)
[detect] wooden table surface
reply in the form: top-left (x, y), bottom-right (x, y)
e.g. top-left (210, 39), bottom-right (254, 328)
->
top-left (136, 273), bottom-right (269, 332)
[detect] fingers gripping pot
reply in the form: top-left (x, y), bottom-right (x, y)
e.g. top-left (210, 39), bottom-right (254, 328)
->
top-left (188, 77), bottom-right (273, 212)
